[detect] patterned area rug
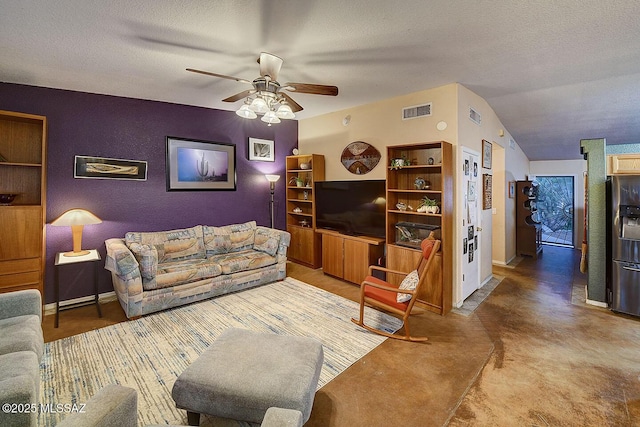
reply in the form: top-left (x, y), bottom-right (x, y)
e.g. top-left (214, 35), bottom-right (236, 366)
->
top-left (39, 277), bottom-right (402, 426)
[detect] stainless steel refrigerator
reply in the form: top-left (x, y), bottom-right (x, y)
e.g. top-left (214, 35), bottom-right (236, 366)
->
top-left (609, 175), bottom-right (640, 316)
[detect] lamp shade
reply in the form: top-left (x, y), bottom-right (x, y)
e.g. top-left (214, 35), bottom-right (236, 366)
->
top-left (51, 209), bottom-right (102, 226)
top-left (51, 209), bottom-right (102, 256)
top-left (276, 104), bottom-right (295, 120)
top-left (265, 174), bottom-right (280, 183)
top-left (236, 104), bottom-right (257, 119)
top-left (261, 110), bottom-right (281, 125)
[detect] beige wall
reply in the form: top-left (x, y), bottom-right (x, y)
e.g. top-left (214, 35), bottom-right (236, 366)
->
top-left (298, 83), bottom-right (459, 180)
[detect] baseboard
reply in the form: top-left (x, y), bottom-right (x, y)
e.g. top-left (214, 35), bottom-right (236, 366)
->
top-left (44, 291), bottom-right (118, 315)
top-left (492, 255), bottom-right (516, 267)
top-left (585, 298), bottom-right (608, 308)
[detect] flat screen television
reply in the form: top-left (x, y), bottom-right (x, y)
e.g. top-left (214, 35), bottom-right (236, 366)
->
top-left (315, 180), bottom-right (386, 239)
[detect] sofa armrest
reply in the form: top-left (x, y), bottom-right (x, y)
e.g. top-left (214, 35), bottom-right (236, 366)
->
top-left (261, 407), bottom-right (303, 427)
top-left (0, 289), bottom-right (41, 322)
top-left (105, 238), bottom-right (139, 277)
top-left (56, 384), bottom-right (137, 427)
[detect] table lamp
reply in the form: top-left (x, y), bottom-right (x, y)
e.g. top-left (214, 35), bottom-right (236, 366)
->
top-left (51, 208), bottom-right (102, 257)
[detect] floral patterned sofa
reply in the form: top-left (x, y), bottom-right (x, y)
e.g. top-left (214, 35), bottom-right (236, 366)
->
top-left (105, 221), bottom-right (290, 319)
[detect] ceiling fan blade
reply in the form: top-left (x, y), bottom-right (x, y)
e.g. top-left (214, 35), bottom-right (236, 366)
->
top-left (283, 82), bottom-right (338, 96)
top-left (280, 93), bottom-right (304, 113)
top-left (258, 52), bottom-right (283, 80)
top-left (186, 68), bottom-right (252, 84)
top-left (222, 90), bottom-right (254, 103)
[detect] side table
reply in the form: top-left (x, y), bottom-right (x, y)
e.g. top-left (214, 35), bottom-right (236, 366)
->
top-left (54, 249), bottom-right (102, 328)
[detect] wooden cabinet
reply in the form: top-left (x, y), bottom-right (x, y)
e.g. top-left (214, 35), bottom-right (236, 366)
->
top-left (0, 110), bottom-right (47, 297)
top-left (385, 141), bottom-right (453, 315)
top-left (286, 154), bottom-right (325, 268)
top-left (608, 154), bottom-right (640, 174)
top-left (516, 180), bottom-right (543, 258)
top-left (317, 229), bottom-right (384, 284)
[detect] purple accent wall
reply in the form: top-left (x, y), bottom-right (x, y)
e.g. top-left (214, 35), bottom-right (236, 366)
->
top-left (0, 83), bottom-right (297, 304)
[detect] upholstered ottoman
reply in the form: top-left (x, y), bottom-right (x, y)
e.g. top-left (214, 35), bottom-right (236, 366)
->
top-left (171, 328), bottom-right (324, 425)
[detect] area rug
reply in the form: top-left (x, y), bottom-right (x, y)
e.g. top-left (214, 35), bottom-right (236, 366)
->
top-left (39, 277), bottom-right (402, 426)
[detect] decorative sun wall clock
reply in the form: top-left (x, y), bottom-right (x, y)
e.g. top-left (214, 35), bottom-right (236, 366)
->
top-left (340, 141), bottom-right (381, 174)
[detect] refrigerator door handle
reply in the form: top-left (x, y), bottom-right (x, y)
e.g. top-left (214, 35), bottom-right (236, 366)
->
top-left (622, 265), bottom-right (640, 273)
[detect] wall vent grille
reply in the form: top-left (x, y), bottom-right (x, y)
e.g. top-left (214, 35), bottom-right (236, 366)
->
top-left (469, 107), bottom-right (482, 125)
top-left (402, 103), bottom-right (432, 120)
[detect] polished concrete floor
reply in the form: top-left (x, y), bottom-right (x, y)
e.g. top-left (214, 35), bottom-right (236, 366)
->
top-left (43, 246), bottom-right (640, 426)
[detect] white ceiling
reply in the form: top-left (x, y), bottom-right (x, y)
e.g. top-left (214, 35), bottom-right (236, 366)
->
top-left (1, 0), bottom-right (640, 160)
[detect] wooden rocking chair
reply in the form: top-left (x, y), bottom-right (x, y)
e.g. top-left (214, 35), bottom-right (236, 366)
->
top-left (351, 238), bottom-right (441, 342)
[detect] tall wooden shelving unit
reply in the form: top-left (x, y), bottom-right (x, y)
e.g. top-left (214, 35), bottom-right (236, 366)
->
top-left (516, 180), bottom-right (543, 258)
top-left (286, 154), bottom-right (325, 268)
top-left (0, 110), bottom-right (47, 298)
top-left (385, 141), bottom-right (453, 315)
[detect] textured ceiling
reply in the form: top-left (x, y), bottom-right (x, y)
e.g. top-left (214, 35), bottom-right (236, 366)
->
top-left (1, 0), bottom-right (639, 160)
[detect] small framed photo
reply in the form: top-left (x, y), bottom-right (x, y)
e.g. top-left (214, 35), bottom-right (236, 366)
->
top-left (74, 156), bottom-right (147, 181)
top-left (248, 138), bottom-right (275, 162)
top-left (482, 139), bottom-right (492, 169)
top-left (166, 136), bottom-right (236, 191)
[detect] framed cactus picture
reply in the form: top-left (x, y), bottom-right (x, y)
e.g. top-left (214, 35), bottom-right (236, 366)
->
top-left (166, 136), bottom-right (236, 191)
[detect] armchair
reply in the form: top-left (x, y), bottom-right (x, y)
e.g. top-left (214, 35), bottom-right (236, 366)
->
top-left (351, 238), bottom-right (441, 342)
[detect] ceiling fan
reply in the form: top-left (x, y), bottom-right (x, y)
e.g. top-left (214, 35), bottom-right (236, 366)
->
top-left (187, 52), bottom-right (338, 124)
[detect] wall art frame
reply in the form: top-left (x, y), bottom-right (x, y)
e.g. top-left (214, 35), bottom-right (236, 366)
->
top-left (248, 137), bottom-right (275, 162)
top-left (483, 173), bottom-right (492, 210)
top-left (74, 155), bottom-right (147, 181)
top-left (482, 139), bottom-right (492, 169)
top-left (166, 136), bottom-right (236, 191)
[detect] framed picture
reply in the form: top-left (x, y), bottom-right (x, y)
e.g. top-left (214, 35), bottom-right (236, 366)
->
top-left (74, 155), bottom-right (147, 181)
top-left (509, 181), bottom-right (516, 198)
top-left (483, 173), bottom-right (492, 210)
top-left (166, 136), bottom-right (236, 191)
top-left (482, 139), bottom-right (492, 169)
top-left (248, 137), bottom-right (275, 162)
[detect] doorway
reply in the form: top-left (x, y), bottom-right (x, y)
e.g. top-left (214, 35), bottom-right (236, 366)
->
top-left (536, 176), bottom-right (574, 247)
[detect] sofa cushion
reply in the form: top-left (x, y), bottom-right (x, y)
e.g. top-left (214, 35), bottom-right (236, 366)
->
top-left (128, 243), bottom-right (158, 280)
top-left (209, 249), bottom-right (277, 275)
top-left (203, 226), bottom-right (233, 256)
top-left (125, 225), bottom-right (205, 263)
top-left (203, 221), bottom-right (257, 255)
top-left (253, 227), bottom-right (282, 256)
top-left (143, 258), bottom-right (223, 291)
top-left (0, 314), bottom-right (44, 360)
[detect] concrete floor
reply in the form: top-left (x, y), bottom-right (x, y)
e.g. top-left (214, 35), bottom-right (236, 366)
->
top-left (43, 246), bottom-right (640, 426)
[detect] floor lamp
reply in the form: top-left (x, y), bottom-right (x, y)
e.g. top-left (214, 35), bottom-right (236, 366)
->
top-left (265, 174), bottom-right (280, 229)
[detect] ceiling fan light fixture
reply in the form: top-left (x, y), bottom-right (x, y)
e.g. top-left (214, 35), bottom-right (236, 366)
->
top-left (236, 103), bottom-right (257, 119)
top-left (276, 104), bottom-right (295, 120)
top-left (249, 97), bottom-right (269, 114)
top-left (261, 110), bottom-right (281, 126)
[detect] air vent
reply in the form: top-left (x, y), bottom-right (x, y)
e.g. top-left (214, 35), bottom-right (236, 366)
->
top-left (509, 138), bottom-right (516, 149)
top-left (402, 103), bottom-right (432, 120)
top-left (469, 107), bottom-right (482, 126)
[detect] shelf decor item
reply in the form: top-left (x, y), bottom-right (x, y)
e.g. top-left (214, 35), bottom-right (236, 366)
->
top-left (166, 136), bottom-right (236, 191)
top-left (0, 193), bottom-right (17, 205)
